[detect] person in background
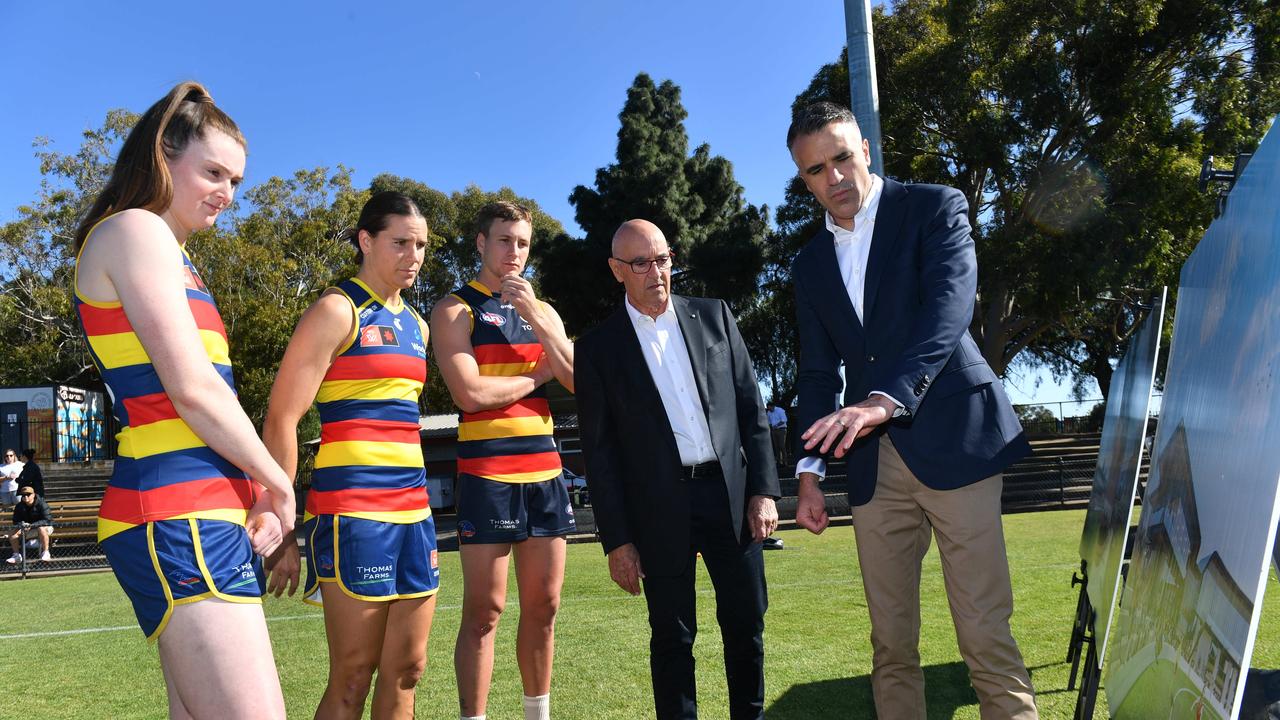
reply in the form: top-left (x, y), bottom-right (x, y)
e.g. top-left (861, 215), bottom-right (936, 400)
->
top-left (0, 449), bottom-right (21, 509)
top-left (15, 449), bottom-right (43, 499)
top-left (765, 401), bottom-right (789, 467)
top-left (7, 486), bottom-right (53, 563)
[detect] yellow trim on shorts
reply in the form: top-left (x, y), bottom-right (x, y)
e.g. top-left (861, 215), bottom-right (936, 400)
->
top-left (190, 519), bottom-right (261, 606)
top-left (309, 515), bottom-right (440, 606)
top-left (144, 523), bottom-right (178, 643)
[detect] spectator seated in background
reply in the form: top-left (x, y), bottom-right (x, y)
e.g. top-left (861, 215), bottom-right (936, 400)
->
top-left (0, 449), bottom-right (21, 509)
top-left (15, 449), bottom-right (42, 499)
top-left (7, 486), bottom-right (53, 563)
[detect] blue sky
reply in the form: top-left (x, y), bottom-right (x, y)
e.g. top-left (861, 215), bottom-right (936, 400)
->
top-left (0, 0), bottom-right (1091, 404)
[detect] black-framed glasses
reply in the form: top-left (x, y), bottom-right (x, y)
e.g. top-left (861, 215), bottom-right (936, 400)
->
top-left (611, 253), bottom-right (674, 274)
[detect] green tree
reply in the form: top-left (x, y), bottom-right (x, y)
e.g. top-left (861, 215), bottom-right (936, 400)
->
top-left (0, 110), bottom-right (138, 389)
top-left (772, 0), bottom-right (1279, 398)
top-left (537, 73), bottom-right (768, 336)
top-left (193, 166), bottom-right (366, 425)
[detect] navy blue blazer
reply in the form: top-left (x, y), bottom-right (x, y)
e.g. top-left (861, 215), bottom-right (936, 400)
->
top-left (792, 177), bottom-right (1030, 506)
top-left (576, 295), bottom-right (780, 575)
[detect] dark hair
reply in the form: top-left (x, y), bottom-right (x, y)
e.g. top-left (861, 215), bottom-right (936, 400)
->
top-left (786, 101), bottom-right (860, 150)
top-left (342, 191), bottom-right (424, 264)
top-left (22, 449), bottom-right (35, 461)
top-left (474, 200), bottom-right (533, 239)
top-left (74, 81), bottom-right (246, 250)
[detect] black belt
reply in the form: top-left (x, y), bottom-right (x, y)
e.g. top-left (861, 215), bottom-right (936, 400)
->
top-left (680, 461), bottom-right (722, 481)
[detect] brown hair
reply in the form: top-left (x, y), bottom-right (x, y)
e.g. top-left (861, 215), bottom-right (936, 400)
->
top-left (74, 81), bottom-right (246, 250)
top-left (340, 191), bottom-right (424, 264)
top-left (474, 200), bottom-right (533, 239)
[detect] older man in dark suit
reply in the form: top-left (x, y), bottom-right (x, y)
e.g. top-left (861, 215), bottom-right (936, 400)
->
top-left (576, 219), bottom-right (780, 720)
top-left (788, 102), bottom-right (1038, 719)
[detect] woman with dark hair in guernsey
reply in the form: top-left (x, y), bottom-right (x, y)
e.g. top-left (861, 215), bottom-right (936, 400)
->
top-left (72, 82), bottom-right (294, 718)
top-left (262, 190), bottom-right (438, 719)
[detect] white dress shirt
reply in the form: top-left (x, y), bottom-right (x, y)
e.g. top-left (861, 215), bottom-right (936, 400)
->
top-left (624, 297), bottom-right (718, 466)
top-left (797, 174), bottom-right (902, 481)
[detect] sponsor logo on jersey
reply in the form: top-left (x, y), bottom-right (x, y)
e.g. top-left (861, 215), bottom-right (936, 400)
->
top-left (479, 311), bottom-right (506, 327)
top-left (360, 325), bottom-right (400, 347)
top-left (430, 549), bottom-right (439, 569)
top-left (393, 317), bottom-right (403, 331)
top-left (458, 520), bottom-right (477, 538)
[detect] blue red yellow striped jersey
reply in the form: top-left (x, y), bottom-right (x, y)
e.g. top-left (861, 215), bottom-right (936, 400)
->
top-left (74, 218), bottom-right (253, 542)
top-left (309, 278), bottom-right (431, 523)
top-left (451, 280), bottom-right (562, 484)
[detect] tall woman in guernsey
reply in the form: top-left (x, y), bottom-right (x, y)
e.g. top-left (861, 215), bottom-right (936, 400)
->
top-left (72, 82), bottom-right (294, 719)
top-left (262, 191), bottom-right (438, 719)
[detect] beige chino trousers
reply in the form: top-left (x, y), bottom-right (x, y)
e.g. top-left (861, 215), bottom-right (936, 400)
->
top-left (849, 436), bottom-right (1038, 720)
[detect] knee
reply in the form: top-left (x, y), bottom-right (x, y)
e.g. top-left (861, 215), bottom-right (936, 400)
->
top-left (460, 601), bottom-right (505, 641)
top-left (387, 656), bottom-right (427, 690)
top-left (521, 593), bottom-right (560, 629)
top-left (330, 660), bottom-right (377, 707)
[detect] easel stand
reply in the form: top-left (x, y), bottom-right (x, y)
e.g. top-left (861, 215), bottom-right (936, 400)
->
top-left (1066, 560), bottom-right (1102, 719)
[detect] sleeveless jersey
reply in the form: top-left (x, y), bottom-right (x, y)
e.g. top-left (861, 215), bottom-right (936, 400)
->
top-left (451, 280), bottom-right (562, 484)
top-left (308, 278), bottom-right (431, 523)
top-left (74, 218), bottom-right (253, 542)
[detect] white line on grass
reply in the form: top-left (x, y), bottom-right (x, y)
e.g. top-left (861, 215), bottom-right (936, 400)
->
top-left (0, 612), bottom-right (326, 640)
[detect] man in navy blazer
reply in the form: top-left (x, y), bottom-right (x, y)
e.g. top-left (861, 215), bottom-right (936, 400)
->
top-left (788, 102), bottom-right (1038, 719)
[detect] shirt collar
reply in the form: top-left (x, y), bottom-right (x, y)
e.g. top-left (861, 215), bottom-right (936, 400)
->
top-left (624, 294), bottom-right (675, 326)
top-left (825, 173), bottom-right (884, 242)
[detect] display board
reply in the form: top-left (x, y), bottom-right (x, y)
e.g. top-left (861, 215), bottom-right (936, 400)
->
top-left (1078, 287), bottom-right (1166, 669)
top-left (1106, 119), bottom-right (1280, 719)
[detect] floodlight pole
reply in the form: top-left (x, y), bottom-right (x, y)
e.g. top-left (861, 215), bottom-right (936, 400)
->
top-left (845, 0), bottom-right (884, 176)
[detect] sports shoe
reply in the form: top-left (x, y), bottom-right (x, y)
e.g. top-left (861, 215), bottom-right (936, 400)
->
top-left (5, 553), bottom-right (19, 564)
top-left (39, 551), bottom-right (51, 562)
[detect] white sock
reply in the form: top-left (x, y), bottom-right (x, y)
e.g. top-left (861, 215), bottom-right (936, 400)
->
top-left (460, 715), bottom-right (486, 720)
top-left (523, 694), bottom-right (550, 720)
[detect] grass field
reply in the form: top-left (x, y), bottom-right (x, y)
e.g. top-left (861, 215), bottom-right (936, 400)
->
top-left (2, 509), bottom-right (1276, 719)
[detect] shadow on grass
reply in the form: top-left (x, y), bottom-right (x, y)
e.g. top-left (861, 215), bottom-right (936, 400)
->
top-left (767, 661), bottom-right (978, 719)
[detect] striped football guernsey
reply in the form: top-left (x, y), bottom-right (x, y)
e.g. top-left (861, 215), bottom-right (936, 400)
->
top-left (309, 278), bottom-right (430, 523)
top-left (74, 224), bottom-right (253, 542)
top-left (452, 280), bottom-right (562, 484)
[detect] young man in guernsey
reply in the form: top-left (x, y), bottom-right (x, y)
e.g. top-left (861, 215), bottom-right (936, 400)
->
top-left (431, 201), bottom-right (575, 720)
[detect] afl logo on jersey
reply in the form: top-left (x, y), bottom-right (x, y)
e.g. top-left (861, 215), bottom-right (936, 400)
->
top-left (479, 311), bottom-right (506, 327)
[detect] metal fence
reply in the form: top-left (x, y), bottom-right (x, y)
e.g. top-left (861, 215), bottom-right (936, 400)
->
top-left (4, 418), bottom-right (119, 463)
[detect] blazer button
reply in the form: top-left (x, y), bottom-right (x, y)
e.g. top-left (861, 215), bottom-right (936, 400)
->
top-left (867, 355), bottom-right (876, 363)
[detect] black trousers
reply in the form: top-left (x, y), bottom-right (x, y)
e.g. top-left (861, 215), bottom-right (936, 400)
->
top-left (642, 471), bottom-right (768, 720)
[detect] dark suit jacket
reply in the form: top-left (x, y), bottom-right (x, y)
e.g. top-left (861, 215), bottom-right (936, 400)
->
top-left (792, 178), bottom-right (1030, 507)
top-left (575, 295), bottom-right (781, 576)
